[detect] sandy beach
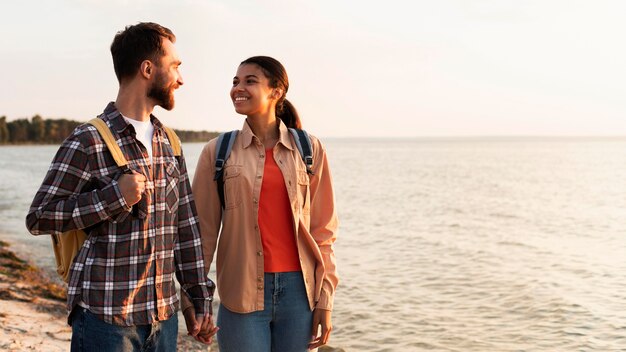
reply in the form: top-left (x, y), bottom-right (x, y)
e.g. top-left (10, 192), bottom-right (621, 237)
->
top-left (0, 240), bottom-right (218, 351)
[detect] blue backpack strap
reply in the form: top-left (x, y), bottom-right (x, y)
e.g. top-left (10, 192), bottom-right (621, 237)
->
top-left (214, 130), bottom-right (238, 209)
top-left (289, 128), bottom-right (314, 175)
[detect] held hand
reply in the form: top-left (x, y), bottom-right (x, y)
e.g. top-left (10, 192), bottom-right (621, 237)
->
top-left (195, 314), bottom-right (219, 345)
top-left (118, 171), bottom-right (146, 206)
top-left (182, 307), bottom-right (200, 336)
top-left (308, 308), bottom-right (333, 350)
top-left (182, 307), bottom-right (218, 345)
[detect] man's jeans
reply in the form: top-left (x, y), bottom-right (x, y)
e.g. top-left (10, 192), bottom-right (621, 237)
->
top-left (70, 307), bottom-right (178, 352)
top-left (217, 271), bottom-right (314, 352)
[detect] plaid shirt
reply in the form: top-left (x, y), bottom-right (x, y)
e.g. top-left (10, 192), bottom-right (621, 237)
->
top-left (26, 102), bottom-right (214, 326)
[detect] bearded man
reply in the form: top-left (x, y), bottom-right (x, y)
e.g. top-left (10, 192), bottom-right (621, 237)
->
top-left (26, 22), bottom-right (217, 351)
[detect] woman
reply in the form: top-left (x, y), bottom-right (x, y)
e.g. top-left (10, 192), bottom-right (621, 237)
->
top-left (184, 56), bottom-right (338, 351)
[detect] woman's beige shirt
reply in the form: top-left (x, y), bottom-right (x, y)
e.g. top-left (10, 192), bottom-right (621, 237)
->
top-left (187, 120), bottom-right (338, 313)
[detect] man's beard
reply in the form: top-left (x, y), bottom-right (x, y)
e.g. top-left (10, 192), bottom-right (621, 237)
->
top-left (148, 72), bottom-right (176, 110)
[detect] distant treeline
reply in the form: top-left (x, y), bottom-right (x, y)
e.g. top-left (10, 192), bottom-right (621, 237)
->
top-left (0, 115), bottom-right (219, 144)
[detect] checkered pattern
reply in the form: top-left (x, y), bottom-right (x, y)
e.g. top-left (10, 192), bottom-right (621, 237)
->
top-left (26, 102), bottom-right (214, 326)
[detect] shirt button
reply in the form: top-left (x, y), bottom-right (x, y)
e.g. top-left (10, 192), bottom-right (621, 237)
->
top-left (257, 251), bottom-right (263, 256)
top-left (257, 276), bottom-right (263, 282)
top-left (155, 283), bottom-right (162, 289)
top-left (260, 154), bottom-right (265, 158)
top-left (257, 175), bottom-right (262, 179)
top-left (257, 285), bottom-right (263, 290)
top-left (253, 198), bottom-right (258, 204)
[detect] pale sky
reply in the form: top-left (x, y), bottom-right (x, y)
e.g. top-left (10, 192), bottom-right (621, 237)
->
top-left (2, 0), bottom-right (625, 137)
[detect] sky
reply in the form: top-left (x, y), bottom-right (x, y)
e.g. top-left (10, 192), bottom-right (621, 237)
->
top-left (1, 0), bottom-right (626, 138)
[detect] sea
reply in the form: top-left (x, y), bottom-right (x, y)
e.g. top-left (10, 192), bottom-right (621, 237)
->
top-left (1, 138), bottom-right (625, 351)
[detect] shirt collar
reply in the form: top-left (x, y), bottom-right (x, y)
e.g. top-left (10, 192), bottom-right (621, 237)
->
top-left (103, 101), bottom-right (164, 134)
top-left (239, 120), bottom-right (254, 149)
top-left (276, 119), bottom-right (295, 151)
top-left (239, 118), bottom-right (294, 151)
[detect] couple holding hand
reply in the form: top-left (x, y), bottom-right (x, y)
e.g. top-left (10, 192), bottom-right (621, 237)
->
top-left (26, 22), bottom-right (338, 352)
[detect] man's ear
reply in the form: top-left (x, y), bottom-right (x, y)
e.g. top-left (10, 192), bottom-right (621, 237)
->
top-left (140, 60), bottom-right (153, 79)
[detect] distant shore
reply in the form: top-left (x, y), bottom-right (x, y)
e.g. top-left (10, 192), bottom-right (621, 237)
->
top-left (0, 115), bottom-right (219, 145)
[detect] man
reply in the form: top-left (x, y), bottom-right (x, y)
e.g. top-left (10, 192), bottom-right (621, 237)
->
top-left (26, 22), bottom-right (217, 351)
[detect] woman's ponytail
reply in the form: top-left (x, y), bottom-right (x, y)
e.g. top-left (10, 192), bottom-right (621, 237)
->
top-left (277, 99), bottom-right (301, 129)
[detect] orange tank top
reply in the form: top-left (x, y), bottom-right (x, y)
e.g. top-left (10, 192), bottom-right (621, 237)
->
top-left (258, 148), bottom-right (302, 273)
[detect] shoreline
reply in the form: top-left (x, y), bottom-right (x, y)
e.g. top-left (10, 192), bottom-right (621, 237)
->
top-left (0, 240), bottom-right (217, 351)
top-left (0, 239), bottom-right (71, 351)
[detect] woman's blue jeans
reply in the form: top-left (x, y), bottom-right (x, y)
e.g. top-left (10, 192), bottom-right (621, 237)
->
top-left (217, 271), bottom-right (314, 352)
top-left (70, 307), bottom-right (178, 351)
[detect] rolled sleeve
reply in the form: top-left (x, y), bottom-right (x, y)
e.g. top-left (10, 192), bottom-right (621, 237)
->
top-left (181, 282), bottom-right (215, 315)
top-left (100, 179), bottom-right (132, 215)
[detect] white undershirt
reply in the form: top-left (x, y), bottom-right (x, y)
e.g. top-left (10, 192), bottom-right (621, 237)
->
top-left (123, 116), bottom-right (154, 163)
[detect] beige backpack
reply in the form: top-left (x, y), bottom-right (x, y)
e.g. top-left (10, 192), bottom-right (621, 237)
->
top-left (52, 118), bottom-right (181, 282)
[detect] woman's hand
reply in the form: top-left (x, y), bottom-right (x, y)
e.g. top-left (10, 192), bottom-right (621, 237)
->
top-left (308, 308), bottom-right (333, 350)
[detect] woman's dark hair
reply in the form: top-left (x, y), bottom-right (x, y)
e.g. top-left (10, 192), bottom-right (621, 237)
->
top-left (110, 22), bottom-right (175, 84)
top-left (240, 56), bottom-right (302, 129)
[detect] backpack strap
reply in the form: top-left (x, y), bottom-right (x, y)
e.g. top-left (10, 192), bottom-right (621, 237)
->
top-left (288, 128), bottom-right (314, 175)
top-left (88, 118), bottom-right (129, 171)
top-left (214, 130), bottom-right (239, 209)
top-left (162, 126), bottom-right (182, 157)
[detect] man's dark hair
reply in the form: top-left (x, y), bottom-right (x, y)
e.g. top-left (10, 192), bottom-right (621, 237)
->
top-left (110, 22), bottom-right (176, 83)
